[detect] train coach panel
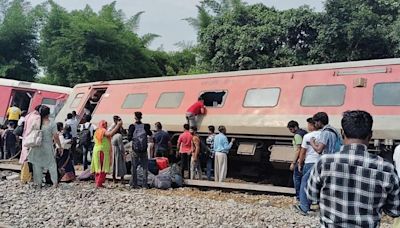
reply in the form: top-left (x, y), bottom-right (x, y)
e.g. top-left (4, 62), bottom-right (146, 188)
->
top-left (58, 58), bottom-right (400, 140)
top-left (0, 86), bottom-right (13, 123)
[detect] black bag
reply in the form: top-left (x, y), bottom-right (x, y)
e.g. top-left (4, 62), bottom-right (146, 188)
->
top-left (148, 158), bottom-right (159, 175)
top-left (13, 123), bottom-right (24, 137)
top-left (80, 123), bottom-right (92, 146)
top-left (132, 124), bottom-right (148, 152)
top-left (200, 138), bottom-right (210, 155)
top-left (3, 129), bottom-right (16, 146)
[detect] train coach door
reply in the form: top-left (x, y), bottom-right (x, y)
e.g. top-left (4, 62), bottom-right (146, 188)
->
top-left (80, 86), bottom-right (108, 122)
top-left (9, 89), bottom-right (35, 113)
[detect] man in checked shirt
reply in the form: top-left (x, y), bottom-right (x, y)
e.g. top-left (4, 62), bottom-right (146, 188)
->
top-left (306, 110), bottom-right (400, 227)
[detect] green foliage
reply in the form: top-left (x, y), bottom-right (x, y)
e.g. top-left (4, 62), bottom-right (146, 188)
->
top-left (190, 0), bottom-right (400, 72)
top-left (39, 1), bottom-right (162, 87)
top-left (313, 0), bottom-right (400, 62)
top-left (0, 0), bottom-right (41, 81)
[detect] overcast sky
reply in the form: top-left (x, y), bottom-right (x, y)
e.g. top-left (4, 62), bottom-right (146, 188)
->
top-left (29, 0), bottom-right (324, 51)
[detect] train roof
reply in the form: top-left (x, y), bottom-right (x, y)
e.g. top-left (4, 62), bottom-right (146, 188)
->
top-left (74, 58), bottom-right (400, 88)
top-left (0, 78), bottom-right (72, 94)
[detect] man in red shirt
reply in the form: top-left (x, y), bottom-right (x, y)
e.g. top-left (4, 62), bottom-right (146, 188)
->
top-left (177, 124), bottom-right (192, 178)
top-left (186, 97), bottom-right (206, 128)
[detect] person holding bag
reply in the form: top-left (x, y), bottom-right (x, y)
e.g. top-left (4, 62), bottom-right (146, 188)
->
top-left (27, 105), bottom-right (62, 188)
top-left (19, 105), bottom-right (41, 183)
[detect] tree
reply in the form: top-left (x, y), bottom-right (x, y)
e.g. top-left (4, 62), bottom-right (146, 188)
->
top-left (39, 1), bottom-right (162, 87)
top-left (312, 0), bottom-right (400, 62)
top-left (0, 0), bottom-right (41, 81)
top-left (191, 1), bottom-right (321, 72)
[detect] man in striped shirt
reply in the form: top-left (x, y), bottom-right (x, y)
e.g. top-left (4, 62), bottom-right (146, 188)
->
top-left (306, 110), bottom-right (400, 227)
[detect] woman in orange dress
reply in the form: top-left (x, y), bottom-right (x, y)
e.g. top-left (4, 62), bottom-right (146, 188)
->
top-left (91, 119), bottom-right (122, 188)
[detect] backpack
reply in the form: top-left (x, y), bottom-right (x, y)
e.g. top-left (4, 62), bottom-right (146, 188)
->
top-left (200, 138), bottom-right (210, 155)
top-left (295, 129), bottom-right (308, 138)
top-left (324, 127), bottom-right (343, 153)
top-left (132, 124), bottom-right (147, 152)
top-left (80, 123), bottom-right (92, 146)
top-left (13, 123), bottom-right (24, 137)
top-left (3, 129), bottom-right (16, 146)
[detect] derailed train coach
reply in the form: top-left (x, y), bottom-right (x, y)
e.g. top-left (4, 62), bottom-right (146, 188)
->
top-left (55, 58), bottom-right (400, 185)
top-left (0, 78), bottom-right (72, 123)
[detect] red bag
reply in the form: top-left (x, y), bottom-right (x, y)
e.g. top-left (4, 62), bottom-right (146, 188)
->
top-left (156, 157), bottom-right (169, 171)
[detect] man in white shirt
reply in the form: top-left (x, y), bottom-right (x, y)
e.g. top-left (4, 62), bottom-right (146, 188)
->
top-left (393, 144), bottom-right (400, 227)
top-left (65, 113), bottom-right (78, 156)
top-left (293, 117), bottom-right (321, 215)
top-left (394, 145), bottom-right (400, 174)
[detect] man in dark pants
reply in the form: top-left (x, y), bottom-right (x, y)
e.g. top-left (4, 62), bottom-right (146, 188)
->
top-left (128, 112), bottom-right (152, 188)
top-left (177, 124), bottom-right (192, 178)
top-left (79, 115), bottom-right (95, 170)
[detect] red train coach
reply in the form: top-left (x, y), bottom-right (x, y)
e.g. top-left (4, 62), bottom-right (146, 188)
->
top-left (55, 58), bottom-right (400, 184)
top-left (0, 78), bottom-right (72, 123)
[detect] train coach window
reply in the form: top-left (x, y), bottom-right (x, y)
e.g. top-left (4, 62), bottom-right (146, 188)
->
top-left (156, 92), bottom-right (184, 108)
top-left (301, 85), bottom-right (346, 107)
top-left (70, 93), bottom-right (84, 108)
top-left (243, 88), bottom-right (280, 107)
top-left (199, 91), bottom-right (227, 107)
top-left (373, 82), bottom-right (400, 106)
top-left (122, 93), bottom-right (147, 109)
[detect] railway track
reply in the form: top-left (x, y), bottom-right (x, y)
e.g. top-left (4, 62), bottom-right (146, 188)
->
top-left (0, 161), bottom-right (295, 195)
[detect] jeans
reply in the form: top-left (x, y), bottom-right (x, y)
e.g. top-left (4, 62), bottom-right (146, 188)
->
top-left (293, 163), bottom-right (302, 201)
top-left (190, 158), bottom-right (202, 180)
top-left (82, 144), bottom-right (92, 170)
top-left (185, 112), bottom-right (197, 128)
top-left (206, 155), bottom-right (214, 181)
top-left (130, 151), bottom-right (148, 188)
top-left (299, 163), bottom-right (315, 212)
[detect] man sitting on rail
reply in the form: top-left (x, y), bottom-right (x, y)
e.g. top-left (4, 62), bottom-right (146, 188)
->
top-left (306, 110), bottom-right (400, 226)
top-left (186, 96), bottom-right (206, 128)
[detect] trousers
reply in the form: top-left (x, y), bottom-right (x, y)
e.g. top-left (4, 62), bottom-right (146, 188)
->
top-left (32, 163), bottom-right (58, 186)
top-left (214, 152), bottom-right (227, 182)
top-left (95, 151), bottom-right (106, 187)
top-left (130, 151), bottom-right (148, 188)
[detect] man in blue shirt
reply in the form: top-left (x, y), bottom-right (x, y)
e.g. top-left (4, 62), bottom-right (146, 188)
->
top-left (213, 126), bottom-right (235, 182)
top-left (153, 122), bottom-right (171, 158)
top-left (310, 112), bottom-right (342, 154)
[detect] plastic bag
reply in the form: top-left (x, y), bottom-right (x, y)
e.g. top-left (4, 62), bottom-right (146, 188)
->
top-left (20, 162), bottom-right (32, 184)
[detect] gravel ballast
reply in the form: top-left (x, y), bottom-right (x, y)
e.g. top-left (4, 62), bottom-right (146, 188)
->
top-left (0, 171), bottom-right (394, 228)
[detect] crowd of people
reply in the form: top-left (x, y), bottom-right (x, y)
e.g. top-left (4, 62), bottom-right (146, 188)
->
top-left (3, 98), bottom-right (400, 226)
top-left (287, 111), bottom-right (400, 227)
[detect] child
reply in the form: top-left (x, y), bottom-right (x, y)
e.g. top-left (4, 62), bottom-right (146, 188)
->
top-left (3, 122), bottom-right (17, 159)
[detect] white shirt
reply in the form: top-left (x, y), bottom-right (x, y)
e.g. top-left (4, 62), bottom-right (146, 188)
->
top-left (393, 145), bottom-right (400, 175)
top-left (18, 116), bottom-right (25, 126)
top-left (79, 122), bottom-right (97, 138)
top-left (65, 119), bottom-right (78, 138)
top-left (57, 133), bottom-right (72, 150)
top-left (301, 131), bottom-right (321, 164)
